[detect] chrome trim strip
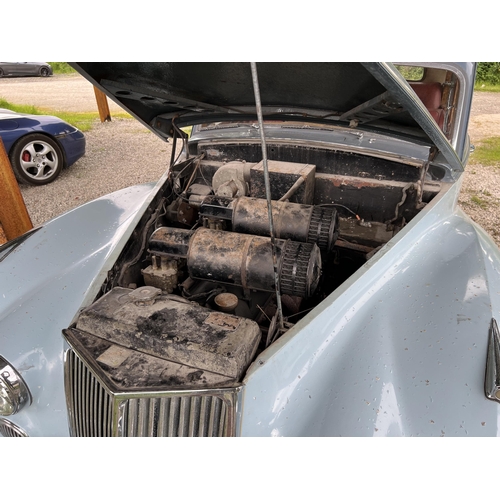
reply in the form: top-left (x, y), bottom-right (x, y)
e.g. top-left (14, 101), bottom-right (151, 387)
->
top-left (485, 318), bottom-right (500, 403)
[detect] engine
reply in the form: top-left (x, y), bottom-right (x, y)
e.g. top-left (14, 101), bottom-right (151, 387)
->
top-left (64, 149), bottom-right (435, 402)
top-left (61, 140), bottom-right (442, 435)
top-left (65, 159), bottom-right (341, 391)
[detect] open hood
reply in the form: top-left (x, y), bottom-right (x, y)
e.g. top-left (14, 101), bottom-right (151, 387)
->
top-left (72, 62), bottom-right (473, 171)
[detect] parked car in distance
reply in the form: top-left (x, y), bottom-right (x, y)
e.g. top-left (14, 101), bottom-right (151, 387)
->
top-left (0, 108), bottom-right (85, 185)
top-left (2, 62), bottom-right (500, 438)
top-left (0, 62), bottom-right (53, 78)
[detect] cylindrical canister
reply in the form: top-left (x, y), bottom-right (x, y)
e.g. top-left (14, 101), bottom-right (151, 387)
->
top-left (148, 227), bottom-right (321, 298)
top-left (200, 196), bottom-right (338, 252)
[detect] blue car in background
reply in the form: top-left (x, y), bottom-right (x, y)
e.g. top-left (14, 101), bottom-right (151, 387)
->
top-left (0, 109), bottom-right (85, 185)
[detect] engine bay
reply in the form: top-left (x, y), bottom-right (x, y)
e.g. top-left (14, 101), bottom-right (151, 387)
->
top-left (64, 136), bottom-right (445, 393)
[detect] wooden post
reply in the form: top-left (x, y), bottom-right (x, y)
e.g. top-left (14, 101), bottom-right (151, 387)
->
top-left (94, 86), bottom-right (111, 122)
top-left (0, 138), bottom-right (33, 241)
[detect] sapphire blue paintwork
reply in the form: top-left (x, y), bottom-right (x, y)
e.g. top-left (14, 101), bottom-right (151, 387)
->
top-left (0, 109), bottom-right (85, 168)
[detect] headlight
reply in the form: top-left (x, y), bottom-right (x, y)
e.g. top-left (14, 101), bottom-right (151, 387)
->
top-left (0, 356), bottom-right (32, 416)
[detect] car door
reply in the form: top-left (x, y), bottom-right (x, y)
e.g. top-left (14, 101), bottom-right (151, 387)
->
top-left (1, 62), bottom-right (18, 75)
top-left (19, 62), bottom-right (37, 76)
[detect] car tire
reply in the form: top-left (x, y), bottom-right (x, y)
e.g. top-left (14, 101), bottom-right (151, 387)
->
top-left (9, 134), bottom-right (64, 185)
top-left (39, 67), bottom-right (50, 77)
top-left (0, 68), bottom-right (4, 78)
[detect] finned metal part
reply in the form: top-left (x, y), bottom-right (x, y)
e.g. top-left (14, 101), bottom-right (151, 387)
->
top-left (280, 241), bottom-right (321, 298)
top-left (485, 318), bottom-right (500, 403)
top-left (148, 227), bottom-right (322, 299)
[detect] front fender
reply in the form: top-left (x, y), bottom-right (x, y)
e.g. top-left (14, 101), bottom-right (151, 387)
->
top-left (0, 181), bottom-right (159, 436)
top-left (241, 183), bottom-right (500, 436)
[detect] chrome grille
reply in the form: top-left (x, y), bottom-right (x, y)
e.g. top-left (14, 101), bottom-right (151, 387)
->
top-left (0, 418), bottom-right (28, 437)
top-left (119, 395), bottom-right (227, 437)
top-left (65, 348), bottom-right (237, 437)
top-left (65, 349), bottom-right (113, 436)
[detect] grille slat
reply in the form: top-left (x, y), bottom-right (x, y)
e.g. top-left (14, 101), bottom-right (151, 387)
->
top-left (67, 351), bottom-right (75, 435)
top-left (0, 419), bottom-right (28, 437)
top-left (199, 397), bottom-right (208, 437)
top-left (90, 367), bottom-right (96, 436)
top-left (72, 353), bottom-right (78, 436)
top-left (84, 367), bottom-right (90, 437)
top-left (169, 397), bottom-right (180, 436)
top-left (65, 349), bottom-right (236, 437)
top-left (104, 389), bottom-right (111, 437)
top-left (208, 397), bottom-right (217, 436)
top-left (97, 386), bottom-right (103, 437)
top-left (127, 400), bottom-right (137, 436)
top-left (219, 403), bottom-right (226, 437)
top-left (148, 398), bottom-right (158, 437)
top-left (138, 398), bottom-right (150, 437)
top-left (179, 397), bottom-right (189, 437)
top-left (189, 396), bottom-right (201, 437)
top-left (158, 397), bottom-right (169, 437)
top-left (136, 399), bottom-right (145, 436)
top-left (76, 355), bottom-right (84, 436)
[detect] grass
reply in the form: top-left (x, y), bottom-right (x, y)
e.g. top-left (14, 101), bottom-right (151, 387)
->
top-left (48, 62), bottom-right (77, 74)
top-left (474, 83), bottom-right (500, 92)
top-left (0, 97), bottom-right (131, 132)
top-left (470, 195), bottom-right (489, 208)
top-left (0, 98), bottom-right (39, 115)
top-left (469, 136), bottom-right (500, 166)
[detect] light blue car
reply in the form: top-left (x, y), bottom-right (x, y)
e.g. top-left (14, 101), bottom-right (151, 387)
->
top-left (2, 62), bottom-right (499, 437)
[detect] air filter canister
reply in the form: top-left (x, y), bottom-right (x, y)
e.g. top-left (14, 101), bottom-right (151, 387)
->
top-left (149, 227), bottom-right (322, 298)
top-left (200, 196), bottom-right (339, 252)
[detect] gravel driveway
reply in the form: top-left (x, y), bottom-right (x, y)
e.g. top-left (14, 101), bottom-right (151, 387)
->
top-left (18, 119), bottom-right (172, 226)
top-left (1, 73), bottom-right (500, 246)
top-left (1, 74), bottom-right (173, 228)
top-left (0, 74), bottom-right (126, 113)
top-left (460, 91), bottom-right (500, 247)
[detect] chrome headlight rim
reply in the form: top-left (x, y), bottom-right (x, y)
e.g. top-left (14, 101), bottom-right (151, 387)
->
top-left (0, 356), bottom-right (32, 416)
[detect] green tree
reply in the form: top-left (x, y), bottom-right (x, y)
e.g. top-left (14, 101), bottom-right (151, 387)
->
top-left (476, 63), bottom-right (500, 85)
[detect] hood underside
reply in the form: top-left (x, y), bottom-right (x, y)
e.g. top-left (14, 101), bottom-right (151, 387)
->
top-left (72, 62), bottom-right (464, 171)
